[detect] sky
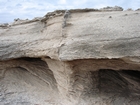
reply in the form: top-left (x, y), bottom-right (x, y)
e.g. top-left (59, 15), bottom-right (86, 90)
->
top-left (0, 0), bottom-right (140, 23)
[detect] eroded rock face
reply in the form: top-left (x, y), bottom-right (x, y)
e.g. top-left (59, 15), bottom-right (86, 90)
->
top-left (0, 7), bottom-right (140, 105)
top-left (0, 8), bottom-right (140, 61)
top-left (0, 58), bottom-right (140, 105)
top-left (0, 58), bottom-right (58, 105)
top-left (44, 58), bottom-right (140, 105)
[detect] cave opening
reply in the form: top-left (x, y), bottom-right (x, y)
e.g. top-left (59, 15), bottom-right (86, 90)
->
top-left (95, 69), bottom-right (140, 97)
top-left (18, 57), bottom-right (42, 61)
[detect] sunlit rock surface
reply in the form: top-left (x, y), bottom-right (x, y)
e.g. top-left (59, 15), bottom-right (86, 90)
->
top-left (0, 7), bottom-right (140, 105)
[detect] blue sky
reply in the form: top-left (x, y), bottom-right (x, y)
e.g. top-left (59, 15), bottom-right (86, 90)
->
top-left (0, 0), bottom-right (140, 23)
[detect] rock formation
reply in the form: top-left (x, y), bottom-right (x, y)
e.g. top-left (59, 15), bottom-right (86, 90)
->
top-left (0, 6), bottom-right (140, 105)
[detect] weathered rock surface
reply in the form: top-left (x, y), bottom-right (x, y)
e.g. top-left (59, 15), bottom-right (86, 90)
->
top-left (0, 7), bottom-right (140, 105)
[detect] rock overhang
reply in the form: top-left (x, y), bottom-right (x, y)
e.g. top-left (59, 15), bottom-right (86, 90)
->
top-left (0, 8), bottom-right (140, 62)
top-left (0, 6), bottom-right (140, 105)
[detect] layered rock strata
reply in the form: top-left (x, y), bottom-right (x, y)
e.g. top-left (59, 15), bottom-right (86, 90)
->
top-left (0, 7), bottom-right (140, 105)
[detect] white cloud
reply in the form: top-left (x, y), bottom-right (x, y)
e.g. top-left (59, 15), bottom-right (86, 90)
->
top-left (58, 0), bottom-right (67, 4)
top-left (126, 0), bottom-right (140, 9)
top-left (0, 0), bottom-right (140, 23)
top-left (73, 0), bottom-right (88, 6)
top-left (94, 4), bottom-right (109, 9)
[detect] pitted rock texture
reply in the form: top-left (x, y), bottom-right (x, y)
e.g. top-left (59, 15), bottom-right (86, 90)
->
top-left (0, 7), bottom-right (140, 105)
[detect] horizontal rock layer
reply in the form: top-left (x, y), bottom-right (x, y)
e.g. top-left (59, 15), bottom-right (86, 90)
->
top-left (0, 10), bottom-right (140, 62)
